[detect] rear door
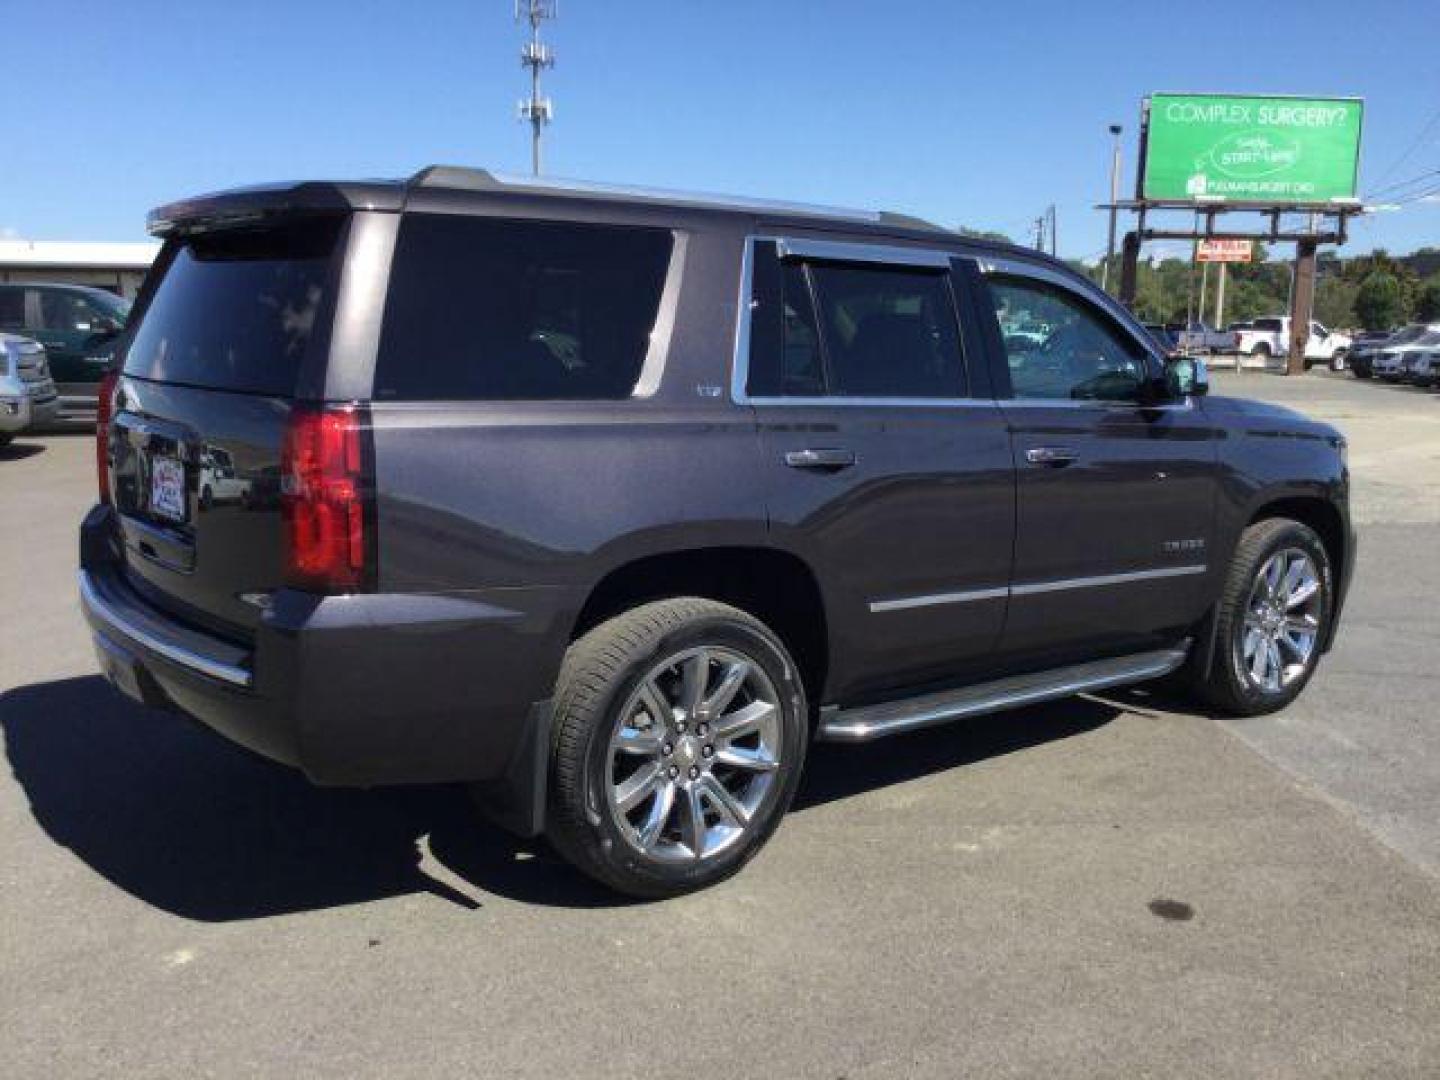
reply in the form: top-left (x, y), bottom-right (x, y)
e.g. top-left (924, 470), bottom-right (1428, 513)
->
top-left (107, 215), bottom-right (356, 637)
top-left (973, 258), bottom-right (1220, 662)
top-left (742, 237), bottom-right (1015, 701)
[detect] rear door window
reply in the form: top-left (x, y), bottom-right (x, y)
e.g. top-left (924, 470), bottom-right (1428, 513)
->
top-left (0, 287), bottom-right (24, 329)
top-left (374, 215), bottom-right (674, 401)
top-left (123, 219), bottom-right (342, 395)
top-left (746, 244), bottom-right (967, 399)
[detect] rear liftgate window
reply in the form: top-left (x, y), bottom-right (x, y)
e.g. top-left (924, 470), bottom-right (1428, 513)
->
top-left (374, 215), bottom-right (674, 401)
top-left (124, 219), bottom-right (342, 396)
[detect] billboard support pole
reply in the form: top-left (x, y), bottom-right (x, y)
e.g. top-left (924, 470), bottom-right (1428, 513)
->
top-left (1119, 230), bottom-right (1141, 309)
top-left (1215, 262), bottom-right (1227, 330)
top-left (1288, 237), bottom-right (1318, 376)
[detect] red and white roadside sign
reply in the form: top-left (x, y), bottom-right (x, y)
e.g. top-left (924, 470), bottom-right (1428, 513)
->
top-left (1195, 239), bottom-right (1253, 263)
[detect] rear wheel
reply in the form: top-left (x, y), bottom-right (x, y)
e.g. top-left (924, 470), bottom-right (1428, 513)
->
top-left (1198, 519), bottom-right (1332, 716)
top-left (1250, 343), bottom-right (1271, 363)
top-left (0, 433), bottom-right (13, 448)
top-left (1330, 349), bottom-right (1348, 372)
top-left (547, 598), bottom-right (808, 898)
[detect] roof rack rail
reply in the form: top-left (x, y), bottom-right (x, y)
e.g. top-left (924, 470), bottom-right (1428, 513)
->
top-left (408, 165), bottom-right (938, 229)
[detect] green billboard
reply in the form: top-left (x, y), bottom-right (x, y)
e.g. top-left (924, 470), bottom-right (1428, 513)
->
top-left (1142, 93), bottom-right (1363, 204)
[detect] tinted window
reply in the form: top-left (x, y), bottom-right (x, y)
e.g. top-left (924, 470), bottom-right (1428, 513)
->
top-left (124, 220), bottom-right (340, 395)
top-left (0, 287), bottom-right (24, 328)
top-left (1253, 318), bottom-right (1283, 332)
top-left (988, 277), bottom-right (1150, 401)
top-left (40, 291), bottom-right (108, 332)
top-left (808, 263), bottom-right (965, 397)
top-left (746, 246), bottom-right (823, 396)
top-left (375, 215), bottom-right (673, 401)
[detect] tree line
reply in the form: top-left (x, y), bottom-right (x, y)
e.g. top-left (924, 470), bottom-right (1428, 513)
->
top-left (957, 227), bottom-right (1440, 331)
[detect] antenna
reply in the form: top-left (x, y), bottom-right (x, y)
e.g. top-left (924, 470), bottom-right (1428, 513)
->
top-left (515, 0), bottom-right (557, 176)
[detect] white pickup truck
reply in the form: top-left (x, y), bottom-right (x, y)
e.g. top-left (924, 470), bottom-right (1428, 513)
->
top-left (1234, 317), bottom-right (1352, 371)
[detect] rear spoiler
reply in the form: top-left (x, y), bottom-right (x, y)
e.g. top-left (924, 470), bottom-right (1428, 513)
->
top-left (147, 180), bottom-right (404, 238)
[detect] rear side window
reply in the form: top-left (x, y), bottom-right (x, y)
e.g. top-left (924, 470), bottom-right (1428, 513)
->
top-left (747, 243), bottom-right (967, 399)
top-left (374, 215), bottom-right (674, 401)
top-left (124, 220), bottom-right (341, 395)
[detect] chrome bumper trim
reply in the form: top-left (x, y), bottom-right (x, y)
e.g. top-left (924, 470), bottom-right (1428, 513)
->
top-left (79, 569), bottom-right (253, 688)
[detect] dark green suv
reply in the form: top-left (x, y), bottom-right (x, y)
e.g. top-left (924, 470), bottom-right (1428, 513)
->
top-left (0, 283), bottom-right (129, 421)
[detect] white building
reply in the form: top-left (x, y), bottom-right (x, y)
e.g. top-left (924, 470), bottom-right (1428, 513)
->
top-left (0, 239), bottom-right (161, 300)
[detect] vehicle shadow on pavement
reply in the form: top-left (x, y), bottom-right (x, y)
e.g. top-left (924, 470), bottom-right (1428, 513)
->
top-left (793, 694), bottom-right (1118, 811)
top-left (3, 675), bottom-right (1118, 920)
top-left (0, 675), bottom-right (618, 919)
top-left (0, 442), bottom-right (45, 461)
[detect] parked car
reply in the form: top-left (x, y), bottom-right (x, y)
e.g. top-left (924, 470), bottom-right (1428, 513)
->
top-left (1407, 348), bottom-right (1440, 388)
top-left (1372, 326), bottom-right (1440, 382)
top-left (0, 333), bottom-right (60, 446)
top-left (1347, 329), bottom-right (1396, 379)
top-left (0, 283), bottom-right (130, 422)
top-left (1233, 317), bottom-right (1351, 371)
top-left (1173, 321), bottom-right (1238, 354)
top-left (80, 168), bottom-right (1355, 898)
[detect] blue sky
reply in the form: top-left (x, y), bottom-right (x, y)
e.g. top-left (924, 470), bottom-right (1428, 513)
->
top-left (4, 0), bottom-right (1437, 259)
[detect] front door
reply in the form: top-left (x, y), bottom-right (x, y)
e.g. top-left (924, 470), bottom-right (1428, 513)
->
top-left (976, 261), bottom-right (1221, 663)
top-left (742, 238), bottom-right (1015, 701)
top-left (35, 288), bottom-right (119, 405)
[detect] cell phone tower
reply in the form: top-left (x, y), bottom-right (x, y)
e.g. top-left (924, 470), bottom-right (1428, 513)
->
top-left (516, 0), bottom-right (556, 176)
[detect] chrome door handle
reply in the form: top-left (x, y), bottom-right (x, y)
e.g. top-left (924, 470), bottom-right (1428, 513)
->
top-left (785, 448), bottom-right (856, 470)
top-left (1025, 446), bottom-right (1079, 467)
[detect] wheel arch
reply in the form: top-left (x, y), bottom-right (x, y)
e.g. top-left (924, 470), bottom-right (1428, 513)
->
top-left (570, 545), bottom-right (830, 709)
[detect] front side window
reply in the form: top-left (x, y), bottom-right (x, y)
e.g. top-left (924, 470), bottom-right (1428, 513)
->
top-left (375, 215), bottom-right (673, 401)
top-left (40, 291), bottom-right (106, 332)
top-left (0, 287), bottom-right (23, 328)
top-left (988, 276), bottom-right (1151, 402)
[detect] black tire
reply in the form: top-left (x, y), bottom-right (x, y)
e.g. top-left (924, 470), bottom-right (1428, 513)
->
top-left (1251, 343), bottom-right (1271, 360)
top-left (0, 433), bottom-right (13, 448)
top-left (1329, 350), bottom-right (1347, 372)
top-left (546, 598), bottom-right (808, 899)
top-left (200, 485), bottom-right (213, 511)
top-left (1197, 518), bottom-right (1333, 717)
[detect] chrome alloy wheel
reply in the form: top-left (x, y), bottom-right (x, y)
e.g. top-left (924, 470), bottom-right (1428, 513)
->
top-left (607, 646), bottom-right (783, 863)
top-left (1239, 547), bottom-right (1323, 693)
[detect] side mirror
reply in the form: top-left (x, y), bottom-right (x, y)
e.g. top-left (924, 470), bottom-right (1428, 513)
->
top-left (92, 316), bottom-right (122, 337)
top-left (1163, 354), bottom-right (1209, 398)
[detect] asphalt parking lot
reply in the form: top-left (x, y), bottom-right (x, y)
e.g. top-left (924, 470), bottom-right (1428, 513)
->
top-left (3, 371), bottom-right (1439, 1079)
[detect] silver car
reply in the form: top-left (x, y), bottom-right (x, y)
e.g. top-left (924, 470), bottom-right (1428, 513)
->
top-left (0, 333), bottom-right (60, 446)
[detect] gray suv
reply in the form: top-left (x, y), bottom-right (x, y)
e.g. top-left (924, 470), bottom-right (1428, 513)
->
top-left (80, 168), bottom-right (1354, 897)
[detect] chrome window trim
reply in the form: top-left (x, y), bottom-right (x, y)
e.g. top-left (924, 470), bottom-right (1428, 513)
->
top-left (731, 234), bottom-right (977, 406)
top-left (632, 229), bottom-right (688, 398)
top-left (79, 570), bottom-right (254, 688)
top-left (774, 237), bottom-right (955, 268)
top-left (870, 564), bottom-right (1207, 614)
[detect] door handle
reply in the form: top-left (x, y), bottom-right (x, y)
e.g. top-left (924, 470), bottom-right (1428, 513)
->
top-left (785, 448), bottom-right (856, 470)
top-left (1025, 446), bottom-right (1079, 467)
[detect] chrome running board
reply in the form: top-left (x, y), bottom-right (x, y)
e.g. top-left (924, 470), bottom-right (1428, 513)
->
top-left (817, 643), bottom-right (1190, 743)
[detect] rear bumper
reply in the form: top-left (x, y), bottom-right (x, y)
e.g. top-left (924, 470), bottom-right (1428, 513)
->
top-left (79, 505), bottom-right (565, 799)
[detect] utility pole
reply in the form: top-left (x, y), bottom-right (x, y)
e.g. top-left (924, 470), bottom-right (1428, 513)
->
top-left (1101, 123), bottom-right (1122, 292)
top-left (516, 0), bottom-right (556, 176)
top-left (1033, 214), bottom-right (1047, 252)
top-left (1214, 261), bottom-right (1227, 329)
top-left (1047, 204), bottom-right (1057, 257)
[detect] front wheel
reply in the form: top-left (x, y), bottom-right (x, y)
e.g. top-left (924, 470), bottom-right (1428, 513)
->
top-left (1198, 519), bottom-right (1332, 716)
top-left (546, 598), bottom-right (808, 898)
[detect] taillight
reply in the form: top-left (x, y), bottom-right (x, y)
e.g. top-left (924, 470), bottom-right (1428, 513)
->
top-left (281, 404), bottom-right (372, 593)
top-left (95, 369), bottom-right (120, 505)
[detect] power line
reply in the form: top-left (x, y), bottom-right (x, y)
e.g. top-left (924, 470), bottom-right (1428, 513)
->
top-left (1367, 103), bottom-right (1440, 191)
top-left (1364, 166), bottom-right (1440, 202)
